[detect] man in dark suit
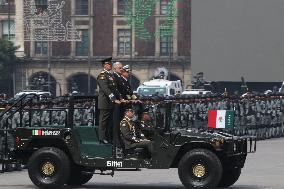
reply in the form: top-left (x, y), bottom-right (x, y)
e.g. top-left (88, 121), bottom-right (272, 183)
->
top-left (112, 62), bottom-right (125, 97)
top-left (97, 57), bottom-right (121, 144)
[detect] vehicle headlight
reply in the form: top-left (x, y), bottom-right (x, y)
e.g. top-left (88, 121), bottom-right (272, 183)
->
top-left (233, 143), bottom-right (237, 152)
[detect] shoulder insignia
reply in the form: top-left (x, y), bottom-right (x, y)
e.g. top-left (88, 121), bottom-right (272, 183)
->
top-left (121, 123), bottom-right (127, 127)
top-left (98, 73), bottom-right (105, 80)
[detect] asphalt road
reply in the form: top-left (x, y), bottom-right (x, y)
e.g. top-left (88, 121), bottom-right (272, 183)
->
top-left (1, 138), bottom-right (284, 189)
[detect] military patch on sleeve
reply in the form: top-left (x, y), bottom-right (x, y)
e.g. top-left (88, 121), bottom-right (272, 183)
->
top-left (121, 123), bottom-right (126, 127)
top-left (98, 74), bottom-right (105, 80)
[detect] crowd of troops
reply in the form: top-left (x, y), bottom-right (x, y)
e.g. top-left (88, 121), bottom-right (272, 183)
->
top-left (145, 93), bottom-right (284, 140)
top-left (0, 100), bottom-right (95, 129)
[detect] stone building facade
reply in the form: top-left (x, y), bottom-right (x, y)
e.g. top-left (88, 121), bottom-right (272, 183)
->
top-left (13, 0), bottom-right (191, 96)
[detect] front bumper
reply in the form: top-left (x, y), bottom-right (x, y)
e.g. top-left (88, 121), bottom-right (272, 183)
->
top-left (220, 136), bottom-right (256, 169)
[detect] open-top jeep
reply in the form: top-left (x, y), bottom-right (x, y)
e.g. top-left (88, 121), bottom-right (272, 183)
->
top-left (0, 95), bottom-right (256, 189)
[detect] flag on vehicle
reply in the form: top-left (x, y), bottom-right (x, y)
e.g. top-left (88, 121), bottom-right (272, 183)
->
top-left (207, 110), bottom-right (234, 129)
top-left (32, 130), bottom-right (42, 136)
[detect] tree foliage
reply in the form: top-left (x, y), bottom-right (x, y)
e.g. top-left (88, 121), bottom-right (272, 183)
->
top-left (0, 38), bottom-right (18, 81)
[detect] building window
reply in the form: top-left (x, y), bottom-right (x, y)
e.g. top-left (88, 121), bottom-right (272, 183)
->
top-left (117, 0), bottom-right (132, 15)
top-left (35, 41), bottom-right (48, 55)
top-left (76, 30), bottom-right (89, 56)
top-left (160, 0), bottom-right (169, 15)
top-left (1, 20), bottom-right (15, 42)
top-left (118, 29), bottom-right (131, 56)
top-left (0, 0), bottom-right (7, 5)
top-left (35, 0), bottom-right (48, 15)
top-left (75, 0), bottom-right (89, 15)
top-left (160, 32), bottom-right (173, 56)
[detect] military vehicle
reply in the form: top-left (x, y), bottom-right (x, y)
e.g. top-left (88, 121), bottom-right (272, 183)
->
top-left (136, 79), bottom-right (182, 96)
top-left (0, 95), bottom-right (256, 189)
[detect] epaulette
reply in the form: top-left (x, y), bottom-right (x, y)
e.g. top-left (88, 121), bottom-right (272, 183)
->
top-left (98, 72), bottom-right (106, 80)
top-left (120, 119), bottom-right (128, 127)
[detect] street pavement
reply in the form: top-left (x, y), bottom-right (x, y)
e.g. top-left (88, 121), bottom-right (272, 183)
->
top-left (1, 138), bottom-right (284, 189)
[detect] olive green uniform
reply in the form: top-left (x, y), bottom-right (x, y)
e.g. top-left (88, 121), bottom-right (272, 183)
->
top-left (97, 69), bottom-right (120, 141)
top-left (120, 116), bottom-right (153, 154)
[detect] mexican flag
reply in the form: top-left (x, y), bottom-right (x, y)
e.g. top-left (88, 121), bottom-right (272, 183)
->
top-left (32, 130), bottom-right (42, 136)
top-left (208, 110), bottom-right (234, 129)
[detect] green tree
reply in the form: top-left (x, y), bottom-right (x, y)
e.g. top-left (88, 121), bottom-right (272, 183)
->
top-left (0, 38), bottom-right (18, 81)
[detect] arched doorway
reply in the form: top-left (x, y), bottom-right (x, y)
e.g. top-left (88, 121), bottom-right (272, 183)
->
top-left (129, 74), bottom-right (140, 90)
top-left (28, 71), bottom-right (56, 96)
top-left (67, 73), bottom-right (97, 95)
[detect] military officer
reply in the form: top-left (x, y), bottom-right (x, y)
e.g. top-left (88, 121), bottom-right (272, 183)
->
top-left (120, 108), bottom-right (153, 155)
top-left (120, 65), bottom-right (137, 100)
top-left (136, 107), bottom-right (155, 139)
top-left (97, 57), bottom-right (121, 144)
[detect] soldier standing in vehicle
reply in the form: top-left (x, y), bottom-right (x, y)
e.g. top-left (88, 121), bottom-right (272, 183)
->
top-left (112, 62), bottom-right (124, 97)
top-left (120, 108), bottom-right (153, 155)
top-left (120, 65), bottom-right (137, 100)
top-left (97, 57), bottom-right (121, 144)
top-left (112, 62), bottom-right (125, 147)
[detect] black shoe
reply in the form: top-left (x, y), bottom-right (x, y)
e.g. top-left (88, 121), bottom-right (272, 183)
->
top-left (99, 139), bottom-right (109, 144)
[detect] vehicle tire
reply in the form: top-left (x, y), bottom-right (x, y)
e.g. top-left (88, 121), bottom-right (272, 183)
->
top-left (218, 168), bottom-right (241, 188)
top-left (178, 149), bottom-right (222, 189)
top-left (28, 147), bottom-right (70, 189)
top-left (66, 164), bottom-right (93, 186)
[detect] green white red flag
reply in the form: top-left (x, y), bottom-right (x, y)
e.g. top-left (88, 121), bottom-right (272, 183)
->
top-left (32, 130), bottom-right (42, 136)
top-left (208, 110), bottom-right (234, 129)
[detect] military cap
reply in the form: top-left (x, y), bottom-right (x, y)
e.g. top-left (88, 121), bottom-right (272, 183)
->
top-left (122, 65), bottom-right (131, 72)
top-left (142, 107), bottom-right (149, 114)
top-left (101, 57), bottom-right (112, 66)
top-left (137, 107), bottom-right (150, 118)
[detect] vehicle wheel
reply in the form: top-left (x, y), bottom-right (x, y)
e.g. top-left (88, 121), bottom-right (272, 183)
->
top-left (28, 147), bottom-right (70, 189)
top-left (66, 164), bottom-right (93, 186)
top-left (178, 149), bottom-right (222, 189)
top-left (218, 168), bottom-right (241, 188)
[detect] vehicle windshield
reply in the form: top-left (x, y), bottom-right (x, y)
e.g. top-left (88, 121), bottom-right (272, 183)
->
top-left (138, 87), bottom-right (166, 96)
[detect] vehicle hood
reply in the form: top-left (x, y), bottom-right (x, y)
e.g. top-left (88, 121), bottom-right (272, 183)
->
top-left (175, 129), bottom-right (236, 141)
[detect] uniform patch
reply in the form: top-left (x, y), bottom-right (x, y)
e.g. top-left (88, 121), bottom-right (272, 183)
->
top-left (121, 123), bottom-right (126, 127)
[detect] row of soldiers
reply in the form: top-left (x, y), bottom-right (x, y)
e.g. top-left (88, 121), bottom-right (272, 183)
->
top-left (0, 100), bottom-right (95, 129)
top-left (1, 92), bottom-right (284, 140)
top-left (143, 93), bottom-right (284, 140)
